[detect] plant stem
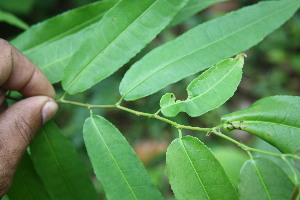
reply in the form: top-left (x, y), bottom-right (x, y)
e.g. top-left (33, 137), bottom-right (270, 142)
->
top-left (282, 156), bottom-right (299, 185)
top-left (58, 98), bottom-right (212, 132)
top-left (211, 130), bottom-right (300, 161)
top-left (57, 98), bottom-right (300, 161)
top-left (58, 98), bottom-right (116, 109)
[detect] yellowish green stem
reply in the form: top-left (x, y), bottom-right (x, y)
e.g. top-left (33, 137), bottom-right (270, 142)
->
top-left (57, 97), bottom-right (300, 161)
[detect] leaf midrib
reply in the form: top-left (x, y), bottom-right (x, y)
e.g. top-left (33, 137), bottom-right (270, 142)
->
top-left (251, 159), bottom-right (272, 200)
top-left (40, 53), bottom-right (73, 70)
top-left (180, 138), bottom-right (210, 200)
top-left (16, 175), bottom-right (35, 200)
top-left (23, 14), bottom-right (103, 55)
top-left (231, 120), bottom-right (300, 131)
top-left (90, 116), bottom-right (138, 200)
top-left (122, 1), bottom-right (297, 98)
top-left (41, 128), bottom-right (76, 199)
top-left (66, 0), bottom-right (161, 93)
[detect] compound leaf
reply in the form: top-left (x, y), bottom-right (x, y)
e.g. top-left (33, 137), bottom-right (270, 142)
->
top-left (7, 152), bottom-right (50, 200)
top-left (166, 136), bottom-right (238, 200)
top-left (222, 96), bottom-right (300, 154)
top-left (30, 121), bottom-right (98, 200)
top-left (62, 0), bottom-right (188, 94)
top-left (11, 0), bottom-right (118, 83)
top-left (239, 157), bottom-right (295, 200)
top-left (160, 54), bottom-right (244, 117)
top-left (83, 115), bottom-right (163, 200)
top-left (120, 0), bottom-right (300, 101)
top-left (168, 0), bottom-right (228, 28)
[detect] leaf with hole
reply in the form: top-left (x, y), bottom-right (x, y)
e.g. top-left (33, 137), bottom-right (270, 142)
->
top-left (30, 121), bottom-right (98, 200)
top-left (62, 0), bottom-right (188, 94)
top-left (120, 0), bottom-right (300, 101)
top-left (166, 136), bottom-right (238, 200)
top-left (160, 54), bottom-right (244, 117)
top-left (239, 157), bottom-right (296, 200)
top-left (222, 96), bottom-right (300, 154)
top-left (83, 115), bottom-right (164, 200)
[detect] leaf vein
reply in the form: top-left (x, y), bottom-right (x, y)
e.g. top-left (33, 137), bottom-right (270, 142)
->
top-left (180, 138), bottom-right (211, 200)
top-left (122, 2), bottom-right (297, 97)
top-left (90, 116), bottom-right (138, 200)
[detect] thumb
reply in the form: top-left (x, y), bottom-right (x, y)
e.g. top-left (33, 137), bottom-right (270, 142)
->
top-left (0, 96), bottom-right (58, 195)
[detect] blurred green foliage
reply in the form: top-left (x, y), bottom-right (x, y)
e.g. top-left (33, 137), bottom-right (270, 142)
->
top-left (1, 0), bottom-right (299, 199)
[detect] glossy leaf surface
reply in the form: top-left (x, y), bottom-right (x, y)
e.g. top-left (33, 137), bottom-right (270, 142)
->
top-left (168, 0), bottom-right (227, 28)
top-left (7, 152), bottom-right (50, 200)
top-left (120, 0), bottom-right (300, 100)
top-left (0, 9), bottom-right (28, 29)
top-left (11, 0), bottom-right (118, 83)
top-left (83, 115), bottom-right (164, 200)
top-left (239, 157), bottom-right (295, 200)
top-left (166, 136), bottom-right (238, 200)
top-left (160, 55), bottom-right (244, 117)
top-left (62, 0), bottom-right (188, 94)
top-left (30, 121), bottom-right (98, 200)
top-left (222, 96), bottom-right (300, 153)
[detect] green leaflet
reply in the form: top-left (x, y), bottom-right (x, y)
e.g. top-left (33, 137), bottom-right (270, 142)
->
top-left (23, 27), bottom-right (90, 83)
top-left (83, 115), bottom-right (164, 200)
top-left (7, 152), bottom-right (50, 200)
top-left (0, 0), bottom-right (34, 15)
top-left (221, 96), bottom-right (300, 154)
top-left (0, 9), bottom-right (28, 29)
top-left (62, 0), bottom-right (188, 94)
top-left (160, 55), bottom-right (244, 117)
top-left (11, 0), bottom-right (117, 52)
top-left (30, 121), bottom-right (98, 200)
top-left (11, 0), bottom-right (118, 83)
top-left (239, 157), bottom-right (295, 200)
top-left (168, 0), bottom-right (227, 28)
top-left (166, 136), bottom-right (238, 200)
top-left (120, 0), bottom-right (300, 101)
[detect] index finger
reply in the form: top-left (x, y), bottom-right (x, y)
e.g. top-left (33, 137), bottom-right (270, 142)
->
top-left (0, 39), bottom-right (55, 99)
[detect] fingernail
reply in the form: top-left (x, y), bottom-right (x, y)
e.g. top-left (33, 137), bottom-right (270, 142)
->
top-left (42, 100), bottom-right (58, 124)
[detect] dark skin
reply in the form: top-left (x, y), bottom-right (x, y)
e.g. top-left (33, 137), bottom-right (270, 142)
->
top-left (0, 39), bottom-right (58, 197)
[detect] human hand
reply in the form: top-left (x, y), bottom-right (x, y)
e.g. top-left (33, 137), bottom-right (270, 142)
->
top-left (0, 39), bottom-right (58, 197)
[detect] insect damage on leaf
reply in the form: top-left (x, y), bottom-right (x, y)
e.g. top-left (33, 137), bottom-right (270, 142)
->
top-left (159, 54), bottom-right (245, 117)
